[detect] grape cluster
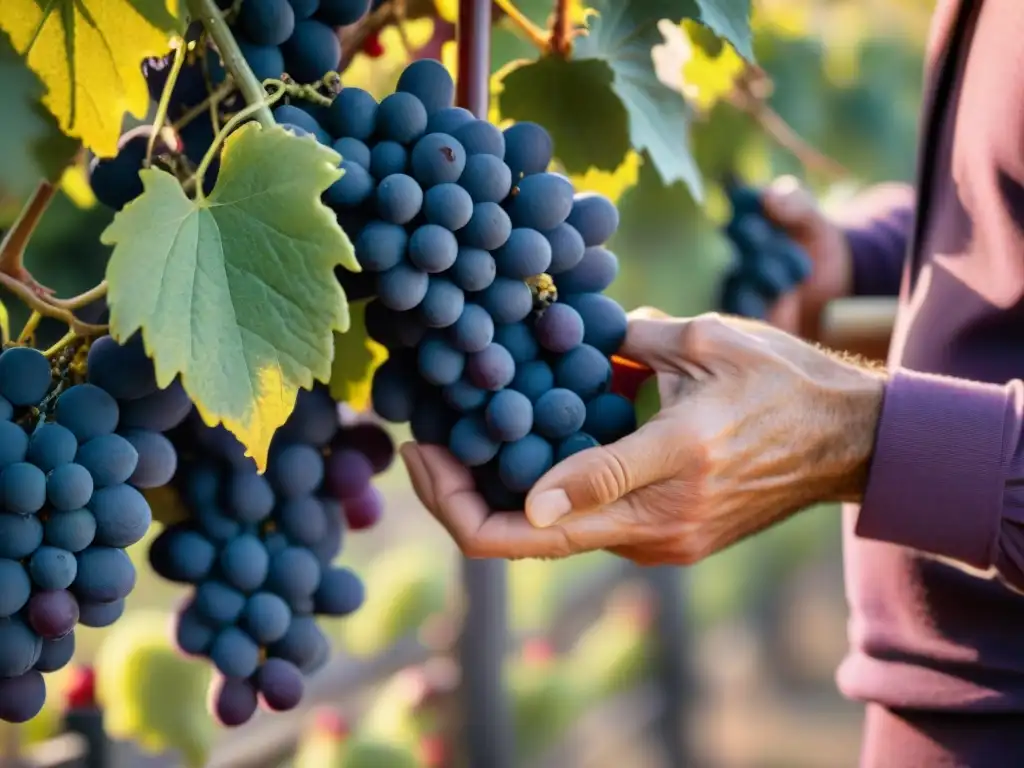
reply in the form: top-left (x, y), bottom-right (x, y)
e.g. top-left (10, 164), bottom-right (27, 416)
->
top-left (718, 181), bottom-right (812, 319)
top-left (90, 0), bottom-right (376, 211)
top-left (313, 59), bottom-right (636, 509)
top-left (151, 386), bottom-right (392, 726)
top-left (0, 337), bottom-right (186, 723)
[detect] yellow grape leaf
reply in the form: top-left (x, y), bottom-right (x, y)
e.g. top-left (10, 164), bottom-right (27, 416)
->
top-left (570, 150), bottom-right (641, 203)
top-left (681, 22), bottom-right (746, 112)
top-left (433, 0), bottom-right (457, 24)
top-left (0, 0), bottom-right (182, 157)
top-left (0, 299), bottom-right (8, 345)
top-left (59, 163), bottom-right (97, 209)
top-left (329, 299), bottom-right (388, 412)
top-left (101, 124), bottom-right (356, 470)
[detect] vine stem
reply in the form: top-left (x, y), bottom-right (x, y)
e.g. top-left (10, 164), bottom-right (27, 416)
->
top-left (187, 0), bottom-right (274, 129)
top-left (0, 181), bottom-right (58, 297)
top-left (171, 79), bottom-right (239, 133)
top-left (44, 330), bottom-right (77, 360)
top-left (147, 39), bottom-right (188, 166)
top-left (194, 82), bottom-right (287, 202)
top-left (549, 0), bottom-right (572, 56)
top-left (16, 311), bottom-right (41, 346)
top-left (493, 0), bottom-right (548, 51)
top-left (47, 281), bottom-right (108, 311)
top-left (0, 275), bottom-right (107, 337)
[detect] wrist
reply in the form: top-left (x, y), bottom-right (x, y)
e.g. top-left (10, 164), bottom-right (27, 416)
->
top-left (805, 362), bottom-right (886, 504)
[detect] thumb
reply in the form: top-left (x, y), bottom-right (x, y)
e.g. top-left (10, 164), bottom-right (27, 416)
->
top-left (525, 419), bottom-right (676, 528)
top-left (760, 175), bottom-right (823, 232)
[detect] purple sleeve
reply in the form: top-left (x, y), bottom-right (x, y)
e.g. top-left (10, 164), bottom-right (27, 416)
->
top-left (837, 184), bottom-right (916, 297)
top-left (856, 369), bottom-right (1024, 588)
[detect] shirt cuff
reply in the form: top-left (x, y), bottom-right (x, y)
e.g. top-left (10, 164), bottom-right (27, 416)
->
top-left (856, 369), bottom-right (1011, 569)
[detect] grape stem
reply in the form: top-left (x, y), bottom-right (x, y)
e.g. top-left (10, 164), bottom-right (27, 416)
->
top-left (0, 273), bottom-right (108, 337)
top-left (16, 311), bottom-right (41, 346)
top-left (187, 0), bottom-right (275, 130)
top-left (0, 181), bottom-right (58, 299)
top-left (337, 1), bottom-right (403, 73)
top-left (147, 38), bottom-right (188, 167)
top-left (493, 0), bottom-right (549, 51)
top-left (43, 329), bottom-right (78, 360)
top-left (549, 0), bottom-right (573, 57)
top-left (47, 281), bottom-right (109, 311)
top-left (171, 79), bottom-right (239, 134)
top-left (194, 81), bottom-right (287, 203)
top-left (727, 66), bottom-right (847, 179)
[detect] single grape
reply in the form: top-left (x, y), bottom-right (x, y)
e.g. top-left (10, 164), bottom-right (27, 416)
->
top-left (409, 224), bottom-right (459, 273)
top-left (89, 484), bottom-right (152, 547)
top-left (510, 173), bottom-right (574, 231)
top-left (0, 422), bottom-right (28, 470)
top-left (55, 384), bottom-right (119, 442)
top-left (376, 173), bottom-right (424, 224)
top-left (46, 463), bottom-right (94, 512)
top-left (477, 278), bottom-right (533, 324)
top-left (459, 153), bottom-right (512, 203)
top-left (0, 671), bottom-right (46, 723)
top-left (326, 86), bottom-right (378, 141)
top-left (452, 120), bottom-right (505, 158)
top-left (1, 462), bottom-right (46, 515)
top-left (317, 0), bottom-right (371, 25)
top-left (276, 496), bottom-right (327, 546)
top-left (494, 228), bottom-right (552, 279)
top-left (256, 658), bottom-right (305, 711)
top-left (174, 604), bottom-right (215, 656)
top-left (460, 202), bottom-right (512, 250)
top-left (0, 559), bottom-right (31, 617)
top-left (44, 509), bottom-right (95, 553)
top-left (423, 183), bottom-right (473, 230)
top-left (26, 590), bottom-right (79, 639)
top-left (241, 592), bottom-right (292, 645)
top-left (371, 357), bottom-right (418, 422)
top-left (396, 59), bottom-right (455, 116)
top-left (370, 141), bottom-right (408, 178)
top-left (333, 422), bottom-right (395, 473)
top-left (149, 526), bottom-right (216, 583)
top-left (418, 336), bottom-right (466, 386)
top-left (332, 137), bottom-right (371, 171)
top-left (492, 322), bottom-right (538, 364)
top-left (566, 192), bottom-right (619, 246)
top-left (503, 121), bottom-right (553, 181)
top-left (35, 632), bottom-right (75, 673)
top-left (442, 379), bottom-right (490, 413)
top-left (411, 133), bottom-right (467, 187)
top-left (484, 390), bottom-right (533, 442)
top-left (584, 393), bottom-right (637, 445)
top-left (534, 303), bottom-right (584, 354)
top-left (29, 546), bottom-right (78, 591)
top-left (0, 347), bottom-right (51, 406)
top-left (342, 485), bottom-right (384, 530)
top-left (237, 41), bottom-right (285, 81)
top-left (467, 343), bottom-right (516, 391)
top-left (281, 20), bottom-right (342, 83)
top-left (562, 293), bottom-right (627, 355)
top-left (376, 92), bottom-right (428, 145)
top-left (0, 514), bottom-right (43, 559)
top-left (553, 344), bottom-right (612, 400)
top-left (426, 106), bottom-right (474, 135)
top-left (324, 161), bottom-right (375, 207)
top-left (76, 434), bottom-right (139, 488)
top-left (449, 248), bottom-right (496, 292)
top-left (0, 617), bottom-right (41, 678)
top-left (377, 262), bottom-right (429, 312)
top-left (448, 416), bottom-right (500, 467)
top-left (86, 335), bottom-right (158, 401)
top-left (121, 429), bottom-right (178, 488)
top-left (211, 626), bottom-right (261, 678)
top-left (266, 547), bottom-right (322, 605)
top-left (410, 397), bottom-right (457, 444)
top-left (211, 676), bottom-right (259, 727)
top-left (117, 379), bottom-right (192, 433)
top-left (449, 304), bottom-right (495, 353)
top-left (313, 567), bottom-right (365, 616)
top-left (553, 246), bottom-right (618, 294)
top-left (533, 388), bottom-right (586, 440)
top-left (237, 0), bottom-right (296, 46)
top-left (555, 432), bottom-right (600, 463)
top-left (544, 223), bottom-right (586, 274)
top-left (219, 534), bottom-right (270, 592)
top-left (420, 278), bottom-right (465, 328)
top-left (325, 448), bottom-right (374, 500)
top-left (498, 434), bottom-right (553, 493)
top-left (268, 444), bottom-right (324, 498)
top-left (268, 615), bottom-right (326, 670)
top-left (194, 580), bottom-right (246, 626)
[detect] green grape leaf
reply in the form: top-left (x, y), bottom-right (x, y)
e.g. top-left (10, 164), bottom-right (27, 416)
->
top-left (498, 0), bottom-right (705, 196)
top-left (693, 0), bottom-right (754, 62)
top-left (329, 298), bottom-right (388, 412)
top-left (0, 0), bottom-right (182, 157)
top-left (101, 124), bottom-right (357, 471)
top-left (0, 35), bottom-right (80, 201)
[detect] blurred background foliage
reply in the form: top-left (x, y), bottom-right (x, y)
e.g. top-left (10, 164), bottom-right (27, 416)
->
top-left (0, 0), bottom-right (934, 765)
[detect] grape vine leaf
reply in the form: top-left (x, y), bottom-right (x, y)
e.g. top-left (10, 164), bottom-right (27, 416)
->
top-left (693, 0), bottom-right (753, 62)
top-left (0, 0), bottom-right (182, 157)
top-left (0, 35), bottom-right (80, 200)
top-left (329, 298), bottom-right (388, 412)
top-left (101, 124), bottom-right (357, 471)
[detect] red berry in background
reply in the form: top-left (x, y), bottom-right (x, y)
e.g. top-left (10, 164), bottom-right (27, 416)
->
top-left (65, 665), bottom-right (97, 710)
top-left (610, 355), bottom-right (653, 402)
top-left (522, 637), bottom-right (555, 666)
top-left (311, 707), bottom-right (350, 739)
top-left (420, 734), bottom-right (448, 767)
top-left (362, 30), bottom-right (385, 58)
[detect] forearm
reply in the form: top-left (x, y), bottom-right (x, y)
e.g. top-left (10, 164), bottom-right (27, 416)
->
top-left (852, 369), bottom-right (1024, 591)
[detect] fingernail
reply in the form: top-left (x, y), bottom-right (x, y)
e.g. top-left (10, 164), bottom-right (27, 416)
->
top-left (527, 489), bottom-right (572, 528)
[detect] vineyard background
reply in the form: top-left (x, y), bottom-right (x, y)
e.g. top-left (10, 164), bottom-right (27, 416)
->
top-left (0, 0), bottom-right (932, 765)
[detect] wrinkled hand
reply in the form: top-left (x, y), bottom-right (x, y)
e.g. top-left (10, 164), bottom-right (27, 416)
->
top-left (400, 309), bottom-right (885, 565)
top-left (760, 176), bottom-right (853, 341)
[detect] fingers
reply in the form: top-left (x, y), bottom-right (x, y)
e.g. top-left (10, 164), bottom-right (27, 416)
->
top-left (619, 313), bottom-right (698, 373)
top-left (403, 443), bottom-right (646, 559)
top-left (525, 418), bottom-right (677, 528)
top-left (761, 175), bottom-right (822, 232)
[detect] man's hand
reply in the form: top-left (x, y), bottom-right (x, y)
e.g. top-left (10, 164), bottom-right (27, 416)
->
top-left (400, 309), bottom-right (885, 565)
top-left (761, 176), bottom-right (854, 341)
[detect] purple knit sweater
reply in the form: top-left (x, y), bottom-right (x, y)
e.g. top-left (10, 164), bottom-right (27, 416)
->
top-left (835, 0), bottom-right (1024, 711)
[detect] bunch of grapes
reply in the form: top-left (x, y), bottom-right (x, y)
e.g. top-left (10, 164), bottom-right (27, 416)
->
top-left (150, 386), bottom-right (393, 726)
top-left (89, 0), bottom-right (377, 211)
top-left (308, 58), bottom-right (636, 508)
top-left (0, 336), bottom-right (187, 723)
top-left (718, 180), bottom-right (812, 319)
